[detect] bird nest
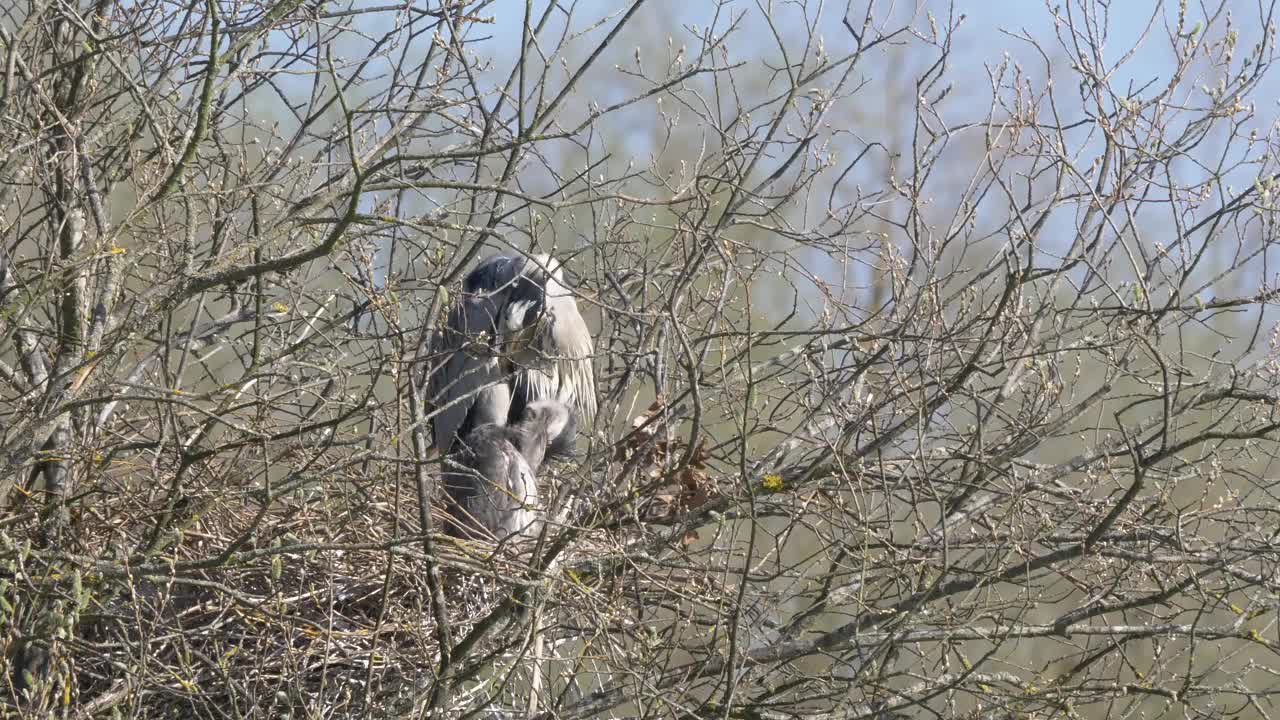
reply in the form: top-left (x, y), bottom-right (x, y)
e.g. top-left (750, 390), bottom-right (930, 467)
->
top-left (0, 470), bottom-right (635, 717)
top-left (0, 396), bottom-right (719, 716)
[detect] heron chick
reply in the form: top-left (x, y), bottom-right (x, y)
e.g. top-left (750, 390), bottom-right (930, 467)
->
top-left (442, 399), bottom-right (576, 542)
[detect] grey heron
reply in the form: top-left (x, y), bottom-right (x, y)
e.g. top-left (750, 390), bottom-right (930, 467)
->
top-left (428, 253), bottom-right (595, 458)
top-left (442, 399), bottom-right (575, 541)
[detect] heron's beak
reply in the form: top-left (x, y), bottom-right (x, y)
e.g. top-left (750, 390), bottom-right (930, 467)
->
top-left (461, 329), bottom-right (500, 357)
top-left (502, 322), bottom-right (539, 357)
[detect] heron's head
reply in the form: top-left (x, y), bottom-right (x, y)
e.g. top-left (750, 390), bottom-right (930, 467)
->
top-left (463, 254), bottom-right (519, 293)
top-left (496, 265), bottom-right (549, 354)
top-left (521, 400), bottom-right (577, 461)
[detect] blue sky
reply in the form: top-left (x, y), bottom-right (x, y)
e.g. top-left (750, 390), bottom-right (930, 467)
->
top-left (344, 0), bottom-right (1279, 341)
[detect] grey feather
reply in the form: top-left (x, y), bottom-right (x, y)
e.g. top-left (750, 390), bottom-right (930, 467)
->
top-left (442, 400), bottom-right (573, 542)
top-left (505, 254), bottom-right (597, 427)
top-left (443, 426), bottom-right (541, 541)
top-left (428, 253), bottom-right (595, 458)
top-left (429, 294), bottom-right (504, 455)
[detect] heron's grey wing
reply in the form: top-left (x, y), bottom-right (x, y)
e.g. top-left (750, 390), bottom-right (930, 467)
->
top-left (428, 295), bottom-right (502, 454)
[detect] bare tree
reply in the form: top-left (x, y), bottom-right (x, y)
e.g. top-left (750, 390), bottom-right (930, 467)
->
top-left (2, 0), bottom-right (1280, 717)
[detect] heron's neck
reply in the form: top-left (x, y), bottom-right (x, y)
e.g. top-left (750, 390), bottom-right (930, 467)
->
top-left (470, 382), bottom-right (511, 427)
